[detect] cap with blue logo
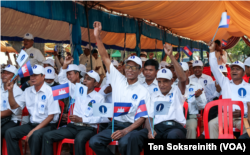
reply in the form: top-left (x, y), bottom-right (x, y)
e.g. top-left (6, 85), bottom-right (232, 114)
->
top-left (78, 64), bottom-right (86, 77)
top-left (23, 33), bottom-right (34, 40)
top-left (125, 56), bottom-right (142, 67)
top-left (192, 60), bottom-right (203, 67)
top-left (218, 65), bottom-right (227, 73)
top-left (67, 64), bottom-right (80, 72)
top-left (157, 68), bottom-right (173, 80)
top-left (45, 66), bottom-right (55, 79)
top-left (3, 64), bottom-right (17, 74)
top-left (230, 61), bottom-right (245, 71)
top-left (32, 64), bottom-right (45, 75)
top-left (180, 62), bottom-right (189, 71)
top-left (43, 59), bottom-right (55, 67)
top-left (87, 70), bottom-right (100, 83)
top-left (111, 60), bottom-right (119, 67)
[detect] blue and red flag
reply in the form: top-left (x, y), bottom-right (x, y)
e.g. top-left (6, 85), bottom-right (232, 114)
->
top-left (114, 102), bottom-right (132, 117)
top-left (218, 12), bottom-right (230, 28)
top-left (52, 83), bottom-right (70, 100)
top-left (222, 39), bottom-right (228, 46)
top-left (134, 100), bottom-right (148, 120)
top-left (183, 45), bottom-right (193, 57)
top-left (18, 60), bottom-right (33, 78)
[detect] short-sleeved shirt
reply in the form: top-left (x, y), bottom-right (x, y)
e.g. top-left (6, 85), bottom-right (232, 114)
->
top-left (110, 63), bottom-right (151, 123)
top-left (149, 86), bottom-right (186, 125)
top-left (79, 54), bottom-right (96, 72)
top-left (16, 82), bottom-right (61, 124)
top-left (1, 83), bottom-right (23, 123)
top-left (140, 79), bottom-right (159, 95)
top-left (189, 73), bottom-right (213, 90)
top-left (24, 46), bottom-right (45, 67)
top-left (73, 90), bottom-right (109, 128)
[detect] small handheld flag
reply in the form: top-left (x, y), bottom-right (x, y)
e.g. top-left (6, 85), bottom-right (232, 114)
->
top-left (75, 83), bottom-right (87, 100)
top-left (93, 103), bottom-right (113, 118)
top-left (187, 88), bottom-right (204, 100)
top-left (183, 45), bottom-right (193, 57)
top-left (16, 50), bottom-right (28, 67)
top-left (134, 100), bottom-right (148, 120)
top-left (18, 61), bottom-right (33, 78)
top-left (212, 12), bottom-right (230, 41)
top-left (114, 102), bottom-right (132, 117)
top-left (52, 83), bottom-right (70, 100)
top-left (222, 39), bottom-right (228, 47)
top-left (154, 101), bottom-right (171, 116)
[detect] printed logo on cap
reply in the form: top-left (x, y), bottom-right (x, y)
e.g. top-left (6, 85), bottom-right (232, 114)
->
top-left (90, 100), bottom-right (96, 104)
top-left (26, 33), bottom-right (29, 36)
top-left (162, 69), bottom-right (167, 73)
top-left (33, 65), bottom-right (37, 69)
top-left (235, 61), bottom-right (239, 64)
top-left (130, 56), bottom-right (135, 59)
top-left (153, 88), bottom-right (158, 92)
top-left (156, 103), bottom-right (164, 112)
top-left (132, 94), bottom-right (138, 100)
top-left (204, 80), bottom-right (207, 84)
top-left (195, 60), bottom-right (199, 63)
top-left (219, 66), bottom-right (223, 69)
top-left (21, 55), bottom-right (25, 61)
top-left (189, 88), bottom-right (194, 92)
top-left (47, 69), bottom-right (52, 74)
top-left (238, 88), bottom-right (247, 98)
top-left (7, 64), bottom-right (11, 67)
top-left (79, 87), bottom-right (84, 95)
top-left (99, 105), bottom-right (107, 114)
top-left (41, 95), bottom-right (46, 101)
top-left (89, 70), bottom-right (93, 73)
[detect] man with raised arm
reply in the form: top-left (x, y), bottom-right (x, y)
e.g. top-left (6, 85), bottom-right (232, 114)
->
top-left (89, 21), bottom-right (151, 155)
top-left (126, 44), bottom-right (187, 155)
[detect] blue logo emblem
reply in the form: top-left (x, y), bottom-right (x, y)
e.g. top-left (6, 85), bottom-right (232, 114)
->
top-left (7, 64), bottom-right (11, 67)
top-left (219, 66), bottom-right (223, 69)
top-left (99, 105), bottom-right (107, 114)
top-left (67, 66), bottom-right (69, 69)
top-left (162, 69), bottom-right (167, 73)
top-left (33, 65), bottom-right (37, 69)
top-left (111, 60), bottom-right (114, 62)
top-left (90, 100), bottom-right (96, 104)
top-left (89, 70), bottom-right (93, 73)
top-left (26, 33), bottom-right (29, 36)
top-left (47, 69), bottom-right (52, 73)
top-left (21, 55), bottom-right (25, 61)
top-left (30, 53), bottom-right (33, 57)
top-left (204, 80), bottom-right (207, 84)
top-left (130, 56), bottom-right (135, 59)
top-left (132, 94), bottom-right (138, 100)
top-left (153, 88), bottom-right (158, 92)
top-left (195, 60), bottom-right (199, 63)
top-left (41, 95), bottom-right (46, 101)
top-left (238, 88), bottom-right (247, 98)
top-left (180, 62), bottom-right (182, 66)
top-left (3, 100), bottom-right (6, 104)
top-left (41, 105), bottom-right (44, 108)
top-left (169, 93), bottom-right (173, 98)
top-left (156, 103), bottom-right (164, 112)
top-left (189, 88), bottom-right (194, 92)
top-left (235, 61), bottom-right (239, 64)
top-left (79, 87), bottom-right (84, 95)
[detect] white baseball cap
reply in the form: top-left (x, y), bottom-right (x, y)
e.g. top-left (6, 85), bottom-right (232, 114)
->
top-left (32, 64), bottom-right (45, 75)
top-left (140, 57), bottom-right (148, 62)
top-left (67, 64), bottom-right (80, 72)
top-left (87, 70), bottom-right (100, 82)
top-left (111, 60), bottom-right (119, 67)
top-left (43, 59), bottom-right (55, 67)
top-left (218, 65), bottom-right (228, 73)
top-left (125, 55), bottom-right (142, 68)
top-left (141, 51), bottom-right (147, 56)
top-left (244, 57), bottom-right (250, 67)
top-left (78, 64), bottom-right (86, 77)
top-left (157, 68), bottom-right (173, 80)
top-left (3, 64), bottom-right (17, 74)
top-left (23, 33), bottom-right (34, 40)
top-left (192, 60), bottom-right (203, 67)
top-left (180, 62), bottom-right (189, 71)
top-left (45, 67), bottom-right (55, 79)
top-left (85, 44), bottom-right (93, 50)
top-left (160, 61), bottom-right (169, 68)
top-left (230, 61), bottom-right (245, 71)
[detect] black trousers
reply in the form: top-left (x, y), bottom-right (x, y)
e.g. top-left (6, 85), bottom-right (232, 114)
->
top-left (42, 123), bottom-right (97, 155)
top-left (1, 120), bottom-right (19, 152)
top-left (5, 122), bottom-right (56, 155)
top-left (89, 121), bottom-right (142, 155)
top-left (238, 133), bottom-right (250, 139)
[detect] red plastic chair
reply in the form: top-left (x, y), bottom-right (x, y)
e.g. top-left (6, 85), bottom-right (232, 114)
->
top-left (21, 101), bottom-right (65, 155)
top-left (203, 99), bottom-right (244, 139)
top-left (183, 101), bottom-right (188, 119)
top-left (56, 103), bottom-right (96, 155)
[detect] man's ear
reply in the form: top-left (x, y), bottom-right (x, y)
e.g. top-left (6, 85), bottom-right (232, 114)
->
top-left (93, 81), bottom-right (99, 87)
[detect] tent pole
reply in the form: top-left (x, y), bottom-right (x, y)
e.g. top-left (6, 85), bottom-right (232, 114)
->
top-left (85, 3), bottom-right (93, 70)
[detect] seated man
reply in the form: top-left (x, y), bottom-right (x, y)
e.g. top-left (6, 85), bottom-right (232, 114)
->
top-left (208, 41), bottom-right (248, 138)
top-left (179, 62), bottom-right (207, 139)
top-left (1, 65), bottom-right (23, 144)
top-left (126, 44), bottom-right (187, 155)
top-left (42, 69), bottom-right (108, 155)
top-left (89, 21), bottom-right (151, 155)
top-left (5, 64), bottom-right (61, 155)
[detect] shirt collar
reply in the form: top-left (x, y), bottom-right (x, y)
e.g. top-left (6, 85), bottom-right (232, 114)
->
top-left (191, 74), bottom-right (204, 79)
top-left (230, 79), bottom-right (248, 86)
top-left (142, 79), bottom-right (158, 86)
top-left (31, 82), bottom-right (47, 94)
top-left (25, 46), bottom-right (34, 51)
top-left (157, 87), bottom-right (173, 97)
top-left (126, 79), bottom-right (140, 87)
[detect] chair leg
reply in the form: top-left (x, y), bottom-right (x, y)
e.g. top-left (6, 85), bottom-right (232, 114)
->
top-left (2, 138), bottom-right (8, 155)
top-left (18, 140), bottom-right (24, 155)
top-left (23, 141), bottom-right (27, 155)
top-left (53, 142), bottom-right (57, 155)
top-left (56, 141), bottom-right (64, 155)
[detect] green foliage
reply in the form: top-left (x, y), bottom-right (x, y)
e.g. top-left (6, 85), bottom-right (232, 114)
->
top-left (227, 39), bottom-right (250, 62)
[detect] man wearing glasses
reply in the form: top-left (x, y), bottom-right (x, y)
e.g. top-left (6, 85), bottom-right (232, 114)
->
top-left (89, 21), bottom-right (151, 155)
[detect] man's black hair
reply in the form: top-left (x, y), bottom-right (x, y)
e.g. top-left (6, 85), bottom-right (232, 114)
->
top-left (215, 40), bottom-right (221, 46)
top-left (73, 71), bottom-right (82, 78)
top-left (144, 59), bottom-right (159, 70)
top-left (92, 49), bottom-right (98, 54)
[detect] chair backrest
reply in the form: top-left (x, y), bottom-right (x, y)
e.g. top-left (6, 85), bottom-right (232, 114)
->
top-left (203, 99), bottom-right (244, 139)
top-left (57, 100), bottom-right (65, 129)
top-left (183, 101), bottom-right (188, 119)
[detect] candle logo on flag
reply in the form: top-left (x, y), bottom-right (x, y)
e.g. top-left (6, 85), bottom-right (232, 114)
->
top-left (52, 83), bottom-right (69, 100)
top-left (183, 45), bottom-right (193, 57)
top-left (75, 83), bottom-right (87, 100)
top-left (114, 102), bottom-right (132, 117)
top-left (134, 100), bottom-right (148, 120)
top-left (18, 60), bottom-right (33, 78)
top-left (154, 101), bottom-right (171, 116)
top-left (99, 105), bottom-right (107, 114)
top-left (16, 50), bottom-right (28, 67)
top-left (238, 88), bottom-right (246, 98)
top-left (93, 103), bottom-right (113, 118)
top-left (156, 103), bottom-right (164, 112)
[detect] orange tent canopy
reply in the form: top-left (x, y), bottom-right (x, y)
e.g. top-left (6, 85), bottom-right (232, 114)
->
top-left (0, 41), bottom-right (17, 53)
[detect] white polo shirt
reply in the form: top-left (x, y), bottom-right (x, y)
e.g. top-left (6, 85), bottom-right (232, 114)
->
top-left (140, 79), bottom-right (159, 95)
top-left (15, 82), bottom-right (61, 124)
top-left (182, 80), bottom-right (207, 114)
top-left (189, 73), bottom-right (213, 89)
top-left (73, 90), bottom-right (109, 128)
top-left (205, 81), bottom-right (221, 103)
top-left (79, 54), bottom-right (96, 72)
top-left (24, 46), bottom-right (45, 67)
top-left (1, 83), bottom-right (23, 123)
top-left (138, 72), bottom-right (145, 83)
top-left (99, 84), bottom-right (112, 103)
top-left (109, 63), bottom-right (151, 123)
top-left (149, 86), bottom-right (186, 125)
top-left (210, 52), bottom-right (249, 114)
